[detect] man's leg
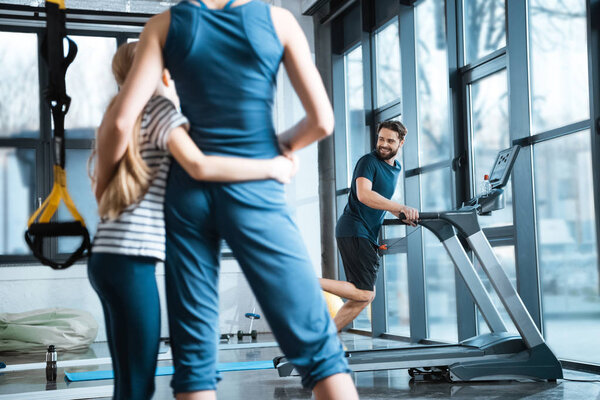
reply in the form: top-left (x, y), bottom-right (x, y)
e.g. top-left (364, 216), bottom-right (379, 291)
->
top-left (320, 278), bottom-right (373, 302)
top-left (328, 237), bottom-right (381, 331)
top-left (334, 300), bottom-right (369, 332)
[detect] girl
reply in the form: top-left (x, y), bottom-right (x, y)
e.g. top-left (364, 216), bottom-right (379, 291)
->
top-left (88, 41), bottom-right (297, 400)
top-left (97, 1), bottom-right (359, 399)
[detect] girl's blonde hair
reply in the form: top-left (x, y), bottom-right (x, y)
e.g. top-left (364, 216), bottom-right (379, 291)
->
top-left (89, 42), bottom-right (151, 220)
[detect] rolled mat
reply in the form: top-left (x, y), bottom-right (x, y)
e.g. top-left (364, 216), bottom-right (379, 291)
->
top-left (64, 360), bottom-right (274, 382)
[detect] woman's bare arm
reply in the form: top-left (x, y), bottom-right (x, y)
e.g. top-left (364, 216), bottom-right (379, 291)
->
top-left (167, 127), bottom-right (298, 183)
top-left (271, 7), bottom-right (334, 153)
top-left (94, 12), bottom-right (170, 201)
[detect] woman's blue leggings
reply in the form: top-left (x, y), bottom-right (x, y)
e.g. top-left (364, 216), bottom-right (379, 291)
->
top-left (88, 253), bottom-right (160, 400)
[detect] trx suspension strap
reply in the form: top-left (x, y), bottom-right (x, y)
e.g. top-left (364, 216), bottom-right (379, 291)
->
top-left (24, 0), bottom-right (91, 269)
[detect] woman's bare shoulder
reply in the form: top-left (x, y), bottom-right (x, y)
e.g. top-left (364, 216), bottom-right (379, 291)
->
top-left (270, 5), bottom-right (300, 48)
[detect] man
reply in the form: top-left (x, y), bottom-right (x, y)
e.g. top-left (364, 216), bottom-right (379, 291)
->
top-left (320, 120), bottom-right (419, 332)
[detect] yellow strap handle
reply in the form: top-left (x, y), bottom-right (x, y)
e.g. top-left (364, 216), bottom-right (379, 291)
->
top-left (46, 0), bottom-right (66, 10)
top-left (27, 165), bottom-right (86, 227)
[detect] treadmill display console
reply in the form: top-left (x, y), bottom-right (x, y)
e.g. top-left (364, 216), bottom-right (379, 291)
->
top-left (488, 145), bottom-right (520, 189)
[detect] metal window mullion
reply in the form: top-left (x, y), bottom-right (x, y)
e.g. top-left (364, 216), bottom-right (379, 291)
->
top-left (332, 53), bottom-right (348, 202)
top-left (399, 2), bottom-right (426, 342)
top-left (404, 159), bottom-right (453, 178)
top-left (358, 0), bottom-right (381, 336)
top-left (514, 119), bottom-right (592, 147)
top-left (447, 0), bottom-right (475, 342)
top-left (65, 139), bottom-right (94, 149)
top-left (462, 53), bottom-right (506, 85)
top-left (588, 0), bottom-right (600, 287)
top-left (459, 47), bottom-right (507, 75)
top-left (506, 0), bottom-right (542, 331)
top-left (332, 47), bottom-right (348, 280)
top-left (315, 15), bottom-right (338, 281)
top-left (374, 102), bottom-right (403, 124)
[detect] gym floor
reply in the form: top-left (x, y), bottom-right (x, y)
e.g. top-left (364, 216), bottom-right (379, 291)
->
top-left (1, 333), bottom-right (599, 399)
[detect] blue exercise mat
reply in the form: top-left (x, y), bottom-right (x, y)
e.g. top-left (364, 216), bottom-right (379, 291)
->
top-left (64, 360), bottom-right (274, 382)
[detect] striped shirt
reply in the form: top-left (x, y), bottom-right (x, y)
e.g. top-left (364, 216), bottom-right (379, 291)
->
top-left (92, 96), bottom-right (189, 260)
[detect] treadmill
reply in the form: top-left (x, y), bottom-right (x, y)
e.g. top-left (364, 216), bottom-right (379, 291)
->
top-left (275, 145), bottom-right (563, 382)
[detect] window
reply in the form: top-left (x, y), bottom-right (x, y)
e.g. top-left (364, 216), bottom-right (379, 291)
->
top-left (375, 19), bottom-right (401, 108)
top-left (58, 149), bottom-right (100, 253)
top-left (344, 46), bottom-right (371, 188)
top-left (528, 0), bottom-right (589, 134)
top-left (469, 69), bottom-right (512, 227)
top-left (384, 252), bottom-right (409, 335)
top-left (421, 167), bottom-right (457, 341)
top-left (476, 245), bottom-right (518, 335)
top-left (383, 147), bottom-right (408, 335)
top-left (463, 0), bottom-right (506, 64)
top-left (0, 32), bottom-right (39, 139)
top-left (65, 36), bottom-right (117, 137)
top-left (534, 130), bottom-right (599, 363)
top-left (0, 28), bottom-right (123, 261)
top-left (415, 0), bottom-right (452, 166)
top-left (0, 149), bottom-right (36, 255)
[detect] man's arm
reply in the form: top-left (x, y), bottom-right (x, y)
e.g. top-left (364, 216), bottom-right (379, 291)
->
top-left (356, 177), bottom-right (419, 224)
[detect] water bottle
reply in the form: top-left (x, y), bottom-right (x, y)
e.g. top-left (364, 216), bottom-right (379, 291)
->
top-left (479, 174), bottom-right (492, 196)
top-left (46, 345), bottom-right (57, 382)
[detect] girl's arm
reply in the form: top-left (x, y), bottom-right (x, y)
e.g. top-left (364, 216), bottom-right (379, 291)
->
top-left (95, 12), bottom-right (170, 201)
top-left (271, 7), bottom-right (334, 153)
top-left (168, 127), bottom-right (298, 183)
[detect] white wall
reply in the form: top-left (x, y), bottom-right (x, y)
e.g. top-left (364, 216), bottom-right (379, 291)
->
top-left (0, 1), bottom-right (320, 341)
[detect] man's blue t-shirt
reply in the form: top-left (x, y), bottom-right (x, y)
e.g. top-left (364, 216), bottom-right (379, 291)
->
top-left (336, 151), bottom-right (401, 245)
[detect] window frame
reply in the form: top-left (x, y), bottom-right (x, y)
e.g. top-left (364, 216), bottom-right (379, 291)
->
top-left (0, 5), bottom-right (146, 265)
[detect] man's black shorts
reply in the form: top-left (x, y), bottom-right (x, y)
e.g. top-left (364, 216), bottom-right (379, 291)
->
top-left (336, 236), bottom-right (380, 291)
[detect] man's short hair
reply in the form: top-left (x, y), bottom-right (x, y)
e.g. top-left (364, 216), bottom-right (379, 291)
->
top-left (377, 120), bottom-right (407, 141)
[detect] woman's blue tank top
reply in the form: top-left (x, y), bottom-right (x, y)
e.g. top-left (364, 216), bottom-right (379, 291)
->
top-left (164, 0), bottom-right (284, 159)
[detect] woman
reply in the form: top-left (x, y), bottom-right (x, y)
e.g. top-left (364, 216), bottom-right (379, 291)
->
top-left (96, 1), bottom-right (358, 399)
top-left (89, 41), bottom-right (298, 400)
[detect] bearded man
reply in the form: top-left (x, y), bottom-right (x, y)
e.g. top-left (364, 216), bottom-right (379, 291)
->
top-left (320, 120), bottom-right (419, 331)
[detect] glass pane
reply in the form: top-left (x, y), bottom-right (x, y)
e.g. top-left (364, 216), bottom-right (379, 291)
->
top-left (354, 304), bottom-right (372, 331)
top-left (416, 0), bottom-right (452, 165)
top-left (383, 142), bottom-right (408, 335)
top-left (58, 149), bottom-right (99, 254)
top-left (386, 141), bottom-right (405, 225)
top-left (384, 253), bottom-right (409, 336)
top-left (470, 69), bottom-right (512, 227)
top-left (0, 148), bottom-right (36, 255)
top-left (65, 36), bottom-right (117, 138)
top-left (528, 0), bottom-right (589, 134)
top-left (463, 0), bottom-right (506, 64)
top-left (477, 246), bottom-right (518, 335)
top-left (534, 130), bottom-right (599, 363)
top-left (345, 46), bottom-right (371, 188)
top-left (0, 32), bottom-right (39, 138)
top-left (421, 167), bottom-right (457, 341)
top-left (375, 19), bottom-right (401, 107)
top-left (336, 194), bottom-right (347, 220)
top-left (44, 1), bottom-right (175, 13)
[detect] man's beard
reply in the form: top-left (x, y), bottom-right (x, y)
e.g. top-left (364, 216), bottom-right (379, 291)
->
top-left (376, 145), bottom-right (398, 161)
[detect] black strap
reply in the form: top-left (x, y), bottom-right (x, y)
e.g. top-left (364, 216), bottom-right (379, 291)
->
top-left (25, 222), bottom-right (91, 270)
top-left (25, 2), bottom-right (90, 270)
top-left (41, 1), bottom-right (77, 168)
